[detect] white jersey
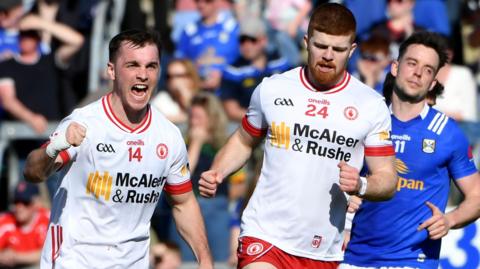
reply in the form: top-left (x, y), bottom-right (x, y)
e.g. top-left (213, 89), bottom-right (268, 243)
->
top-left (240, 67), bottom-right (394, 261)
top-left (41, 93), bottom-right (191, 269)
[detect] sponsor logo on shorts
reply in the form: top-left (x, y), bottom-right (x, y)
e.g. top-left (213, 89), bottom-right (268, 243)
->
top-left (246, 242), bottom-right (264, 256)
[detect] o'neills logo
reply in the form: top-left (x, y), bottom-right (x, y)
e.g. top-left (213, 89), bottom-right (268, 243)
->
top-left (126, 139), bottom-right (144, 146)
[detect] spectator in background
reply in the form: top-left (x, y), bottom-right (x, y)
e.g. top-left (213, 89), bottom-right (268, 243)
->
top-left (353, 35), bottom-right (392, 94)
top-left (151, 59), bottom-right (202, 124)
top-left (264, 0), bottom-right (312, 66)
top-left (171, 0), bottom-right (200, 44)
top-left (169, 92), bottom-right (235, 262)
top-left (413, 0), bottom-right (451, 36)
top-left (0, 0), bottom-right (25, 61)
top-left (0, 181), bottom-right (49, 268)
top-left (151, 241), bottom-right (182, 269)
top-left (370, 0), bottom-right (424, 59)
top-left (220, 18), bottom-right (290, 122)
top-left (0, 14), bottom-right (84, 133)
top-left (175, 0), bottom-right (240, 91)
top-left (434, 37), bottom-right (478, 122)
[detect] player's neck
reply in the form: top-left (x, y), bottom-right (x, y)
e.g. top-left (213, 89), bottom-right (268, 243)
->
top-left (391, 96), bottom-right (426, 122)
top-left (109, 94), bottom-right (148, 128)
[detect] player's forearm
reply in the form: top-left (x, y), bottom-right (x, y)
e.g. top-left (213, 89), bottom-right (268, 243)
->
top-left (445, 195), bottom-right (480, 229)
top-left (24, 148), bottom-right (59, 183)
top-left (211, 129), bottom-right (254, 181)
top-left (363, 169), bottom-right (397, 201)
top-left (187, 141), bottom-right (202, 173)
top-left (171, 194), bottom-right (213, 268)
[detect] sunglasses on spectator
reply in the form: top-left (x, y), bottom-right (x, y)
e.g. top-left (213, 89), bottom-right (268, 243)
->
top-left (167, 73), bottom-right (189, 79)
top-left (360, 53), bottom-right (388, 62)
top-left (240, 35), bottom-right (259, 44)
top-left (387, 0), bottom-right (407, 3)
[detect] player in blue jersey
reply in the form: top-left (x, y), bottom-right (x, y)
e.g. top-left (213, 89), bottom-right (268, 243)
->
top-left (342, 31), bottom-right (480, 269)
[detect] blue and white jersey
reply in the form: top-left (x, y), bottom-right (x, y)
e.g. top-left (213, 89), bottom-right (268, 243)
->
top-left (174, 13), bottom-right (239, 78)
top-left (344, 105), bottom-right (477, 268)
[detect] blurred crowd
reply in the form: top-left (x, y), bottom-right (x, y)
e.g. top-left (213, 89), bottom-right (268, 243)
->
top-left (0, 0), bottom-right (480, 268)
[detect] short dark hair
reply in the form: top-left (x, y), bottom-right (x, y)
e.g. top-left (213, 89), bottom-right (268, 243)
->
top-left (109, 29), bottom-right (162, 62)
top-left (397, 31), bottom-right (448, 70)
top-left (307, 3), bottom-right (356, 42)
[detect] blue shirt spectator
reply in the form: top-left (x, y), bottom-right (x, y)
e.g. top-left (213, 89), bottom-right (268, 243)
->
top-left (219, 18), bottom-right (290, 121)
top-left (175, 5), bottom-right (239, 91)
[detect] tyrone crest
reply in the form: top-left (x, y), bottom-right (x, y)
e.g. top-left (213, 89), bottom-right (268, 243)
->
top-left (246, 242), bottom-right (263, 256)
top-left (344, 106), bottom-right (358, 120)
top-left (156, 143), bottom-right (168, 159)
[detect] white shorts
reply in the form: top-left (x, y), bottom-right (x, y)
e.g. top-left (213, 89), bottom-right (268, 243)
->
top-left (339, 264), bottom-right (419, 269)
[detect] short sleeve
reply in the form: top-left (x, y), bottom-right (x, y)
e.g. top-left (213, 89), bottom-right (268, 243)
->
top-left (447, 124), bottom-right (478, 180)
top-left (364, 99), bottom-right (395, 156)
top-left (164, 129), bottom-right (192, 195)
top-left (242, 83), bottom-right (268, 137)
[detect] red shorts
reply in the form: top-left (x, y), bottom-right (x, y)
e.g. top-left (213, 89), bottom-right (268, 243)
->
top-left (237, 236), bottom-right (339, 269)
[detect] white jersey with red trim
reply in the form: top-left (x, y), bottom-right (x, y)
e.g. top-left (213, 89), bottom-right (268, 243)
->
top-left (240, 67), bottom-right (394, 261)
top-left (40, 93), bottom-right (191, 269)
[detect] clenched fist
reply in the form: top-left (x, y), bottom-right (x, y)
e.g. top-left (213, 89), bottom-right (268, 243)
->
top-left (66, 122), bottom-right (87, 146)
top-left (199, 170), bottom-right (223, 198)
top-left (338, 161), bottom-right (362, 195)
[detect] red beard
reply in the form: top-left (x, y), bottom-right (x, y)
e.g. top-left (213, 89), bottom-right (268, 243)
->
top-left (310, 62), bottom-right (344, 86)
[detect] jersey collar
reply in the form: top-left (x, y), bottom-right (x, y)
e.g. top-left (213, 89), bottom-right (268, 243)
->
top-left (101, 93), bottom-right (152, 134)
top-left (300, 66), bottom-right (350, 94)
top-left (389, 103), bottom-right (430, 119)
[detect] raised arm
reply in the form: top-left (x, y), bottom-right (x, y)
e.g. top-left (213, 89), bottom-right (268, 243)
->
top-left (19, 14), bottom-right (84, 64)
top-left (24, 122), bottom-right (86, 182)
top-left (168, 191), bottom-right (213, 269)
top-left (199, 127), bottom-right (263, 197)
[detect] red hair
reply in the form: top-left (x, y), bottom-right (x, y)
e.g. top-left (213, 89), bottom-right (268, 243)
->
top-left (307, 3), bottom-right (356, 42)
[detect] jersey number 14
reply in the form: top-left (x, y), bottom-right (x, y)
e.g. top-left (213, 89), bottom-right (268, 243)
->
top-left (128, 147), bottom-right (143, 162)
